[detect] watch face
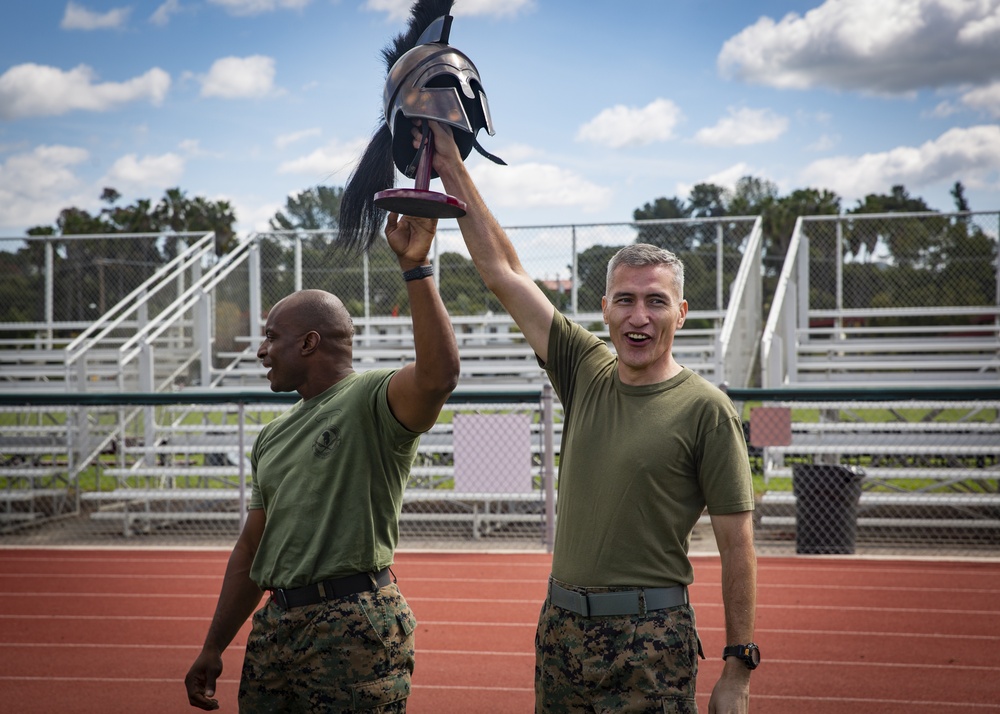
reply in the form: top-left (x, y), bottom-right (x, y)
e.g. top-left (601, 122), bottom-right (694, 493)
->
top-left (725, 643), bottom-right (760, 669)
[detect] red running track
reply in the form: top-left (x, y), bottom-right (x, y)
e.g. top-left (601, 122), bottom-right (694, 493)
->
top-left (1, 548), bottom-right (999, 713)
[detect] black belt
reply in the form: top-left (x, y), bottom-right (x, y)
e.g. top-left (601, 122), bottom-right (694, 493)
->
top-left (550, 581), bottom-right (688, 617)
top-left (270, 567), bottom-right (392, 610)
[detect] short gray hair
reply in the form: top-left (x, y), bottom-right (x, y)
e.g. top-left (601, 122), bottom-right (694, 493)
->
top-left (606, 243), bottom-right (685, 298)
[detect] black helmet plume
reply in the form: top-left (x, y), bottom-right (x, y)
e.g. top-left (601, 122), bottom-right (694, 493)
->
top-left (339, 0), bottom-right (501, 253)
top-left (339, 0), bottom-right (455, 254)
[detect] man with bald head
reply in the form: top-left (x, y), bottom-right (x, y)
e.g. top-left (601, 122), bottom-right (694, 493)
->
top-left (185, 212), bottom-right (460, 712)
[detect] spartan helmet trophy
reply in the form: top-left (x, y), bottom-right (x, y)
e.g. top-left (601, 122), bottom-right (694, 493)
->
top-left (338, 0), bottom-right (504, 253)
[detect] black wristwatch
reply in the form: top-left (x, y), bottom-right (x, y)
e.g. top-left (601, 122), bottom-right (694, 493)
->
top-left (722, 643), bottom-right (760, 670)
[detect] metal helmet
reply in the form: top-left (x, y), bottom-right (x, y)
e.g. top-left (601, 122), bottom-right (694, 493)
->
top-left (339, 2), bottom-right (504, 253)
top-left (382, 17), bottom-right (496, 177)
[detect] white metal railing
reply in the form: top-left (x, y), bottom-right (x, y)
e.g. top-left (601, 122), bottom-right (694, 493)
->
top-left (761, 212), bottom-right (1000, 388)
top-left (761, 217), bottom-right (804, 388)
top-left (719, 216), bottom-right (763, 388)
top-left (65, 232), bottom-right (216, 392)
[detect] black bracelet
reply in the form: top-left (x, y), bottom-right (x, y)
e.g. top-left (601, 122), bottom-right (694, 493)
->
top-left (402, 264), bottom-right (434, 282)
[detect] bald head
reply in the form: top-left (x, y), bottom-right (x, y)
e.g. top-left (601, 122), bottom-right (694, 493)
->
top-left (270, 289), bottom-right (354, 353)
top-left (257, 290), bottom-right (357, 397)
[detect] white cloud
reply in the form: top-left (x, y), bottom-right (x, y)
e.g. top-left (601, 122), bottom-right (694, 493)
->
top-left (694, 107), bottom-right (789, 147)
top-left (718, 0), bottom-right (1000, 93)
top-left (957, 6), bottom-right (1000, 44)
top-left (200, 56), bottom-right (277, 99)
top-left (961, 81), bottom-right (1000, 117)
top-left (576, 99), bottom-right (683, 149)
top-left (489, 142), bottom-right (540, 163)
top-left (0, 145), bottom-right (90, 231)
top-left (61, 2), bottom-right (131, 30)
top-left (0, 64), bottom-right (170, 120)
top-left (800, 124), bottom-right (1000, 199)
top-left (230, 195), bottom-right (284, 233)
top-left (363, 0), bottom-right (534, 22)
top-left (676, 163), bottom-right (757, 199)
top-left (926, 100), bottom-right (961, 118)
top-left (451, 0), bottom-right (535, 17)
top-left (275, 127), bottom-right (322, 150)
top-left (278, 138), bottom-right (370, 179)
top-left (178, 139), bottom-right (224, 159)
top-left (807, 133), bottom-right (840, 152)
top-left (103, 153), bottom-right (186, 191)
top-left (467, 161), bottom-right (612, 212)
top-left (150, 0), bottom-right (182, 26)
top-left (207, 0), bottom-right (311, 16)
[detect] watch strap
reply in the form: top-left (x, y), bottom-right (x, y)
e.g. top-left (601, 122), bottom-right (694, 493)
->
top-left (402, 264), bottom-right (434, 282)
top-left (723, 643), bottom-right (759, 670)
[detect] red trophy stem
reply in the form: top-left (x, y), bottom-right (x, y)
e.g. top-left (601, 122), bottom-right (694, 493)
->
top-left (373, 125), bottom-right (467, 219)
top-left (413, 131), bottom-right (434, 192)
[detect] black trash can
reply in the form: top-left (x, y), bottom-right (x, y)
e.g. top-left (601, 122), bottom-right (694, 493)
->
top-left (793, 464), bottom-right (864, 555)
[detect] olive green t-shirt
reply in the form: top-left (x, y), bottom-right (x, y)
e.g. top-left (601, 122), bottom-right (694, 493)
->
top-left (248, 369), bottom-right (420, 589)
top-left (543, 313), bottom-right (754, 588)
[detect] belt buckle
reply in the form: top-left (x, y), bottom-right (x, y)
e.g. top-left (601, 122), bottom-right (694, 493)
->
top-left (272, 588), bottom-right (289, 610)
top-left (550, 582), bottom-right (589, 615)
top-left (588, 590), bottom-right (640, 617)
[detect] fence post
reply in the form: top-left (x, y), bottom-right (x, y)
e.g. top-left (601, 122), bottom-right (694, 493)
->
top-left (196, 288), bottom-right (212, 386)
top-left (994, 211), bottom-right (1000, 320)
top-left (249, 239), bottom-right (261, 341)
top-left (294, 234), bottom-right (303, 293)
top-left (238, 401), bottom-right (247, 530)
top-left (541, 383), bottom-right (556, 552)
top-left (363, 251), bottom-right (371, 331)
top-left (570, 226), bottom-right (578, 316)
top-left (835, 219), bottom-right (844, 331)
top-left (716, 222), bottom-right (724, 311)
top-left (140, 343), bottom-right (156, 468)
top-left (45, 240), bottom-right (54, 349)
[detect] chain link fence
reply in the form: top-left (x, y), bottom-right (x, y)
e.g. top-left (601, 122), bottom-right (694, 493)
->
top-left (250, 219), bottom-right (754, 318)
top-left (0, 232), bottom-right (213, 331)
top-left (2, 388), bottom-right (998, 557)
top-left (1, 217), bottom-right (761, 395)
top-left (740, 390), bottom-right (1000, 556)
top-left (2, 214), bottom-right (998, 556)
top-left (0, 389), bottom-right (556, 550)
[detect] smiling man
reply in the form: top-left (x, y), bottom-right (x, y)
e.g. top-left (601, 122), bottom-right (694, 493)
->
top-left (184, 211), bottom-right (460, 713)
top-left (420, 118), bottom-right (759, 714)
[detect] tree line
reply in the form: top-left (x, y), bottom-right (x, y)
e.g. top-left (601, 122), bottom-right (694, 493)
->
top-left (1, 176), bottom-right (995, 329)
top-left (631, 178), bottom-right (995, 321)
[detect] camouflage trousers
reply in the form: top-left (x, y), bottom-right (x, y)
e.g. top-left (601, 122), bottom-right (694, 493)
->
top-left (535, 578), bottom-right (701, 714)
top-left (238, 582), bottom-right (416, 713)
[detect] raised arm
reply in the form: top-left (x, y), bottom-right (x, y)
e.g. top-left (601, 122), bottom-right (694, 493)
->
top-left (426, 121), bottom-right (556, 363)
top-left (384, 213), bottom-right (460, 433)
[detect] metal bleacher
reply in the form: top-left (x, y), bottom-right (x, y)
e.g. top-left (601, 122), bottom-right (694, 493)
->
top-left (211, 311), bottom-right (728, 391)
top-left (3, 212), bottom-right (998, 549)
top-left (1, 219), bottom-right (764, 538)
top-left (1, 231), bottom-right (222, 531)
top-left (753, 400), bottom-right (1000, 535)
top-left (761, 213), bottom-right (1000, 389)
top-left (755, 211), bottom-right (1000, 541)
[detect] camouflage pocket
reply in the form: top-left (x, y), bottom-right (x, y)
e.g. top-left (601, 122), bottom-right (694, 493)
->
top-left (358, 587), bottom-right (416, 647)
top-left (396, 605), bottom-right (416, 637)
top-left (659, 694), bottom-right (698, 714)
top-left (350, 672), bottom-right (411, 710)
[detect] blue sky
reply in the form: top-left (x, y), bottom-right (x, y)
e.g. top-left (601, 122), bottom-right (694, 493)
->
top-left (1, 0), bottom-right (999, 240)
